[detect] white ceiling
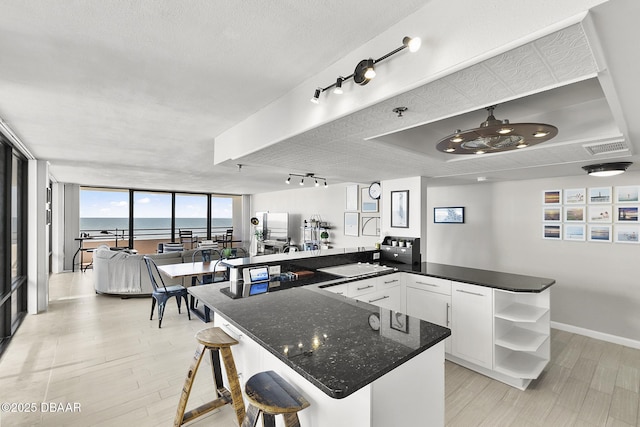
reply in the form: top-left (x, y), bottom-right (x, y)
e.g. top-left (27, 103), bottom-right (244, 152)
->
top-left (0, 0), bottom-right (638, 194)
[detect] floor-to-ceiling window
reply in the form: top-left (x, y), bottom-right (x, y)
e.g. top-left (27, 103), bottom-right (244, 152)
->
top-left (0, 139), bottom-right (28, 358)
top-left (79, 187), bottom-right (240, 255)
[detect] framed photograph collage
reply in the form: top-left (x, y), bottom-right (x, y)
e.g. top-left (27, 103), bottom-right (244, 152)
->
top-left (542, 186), bottom-right (640, 244)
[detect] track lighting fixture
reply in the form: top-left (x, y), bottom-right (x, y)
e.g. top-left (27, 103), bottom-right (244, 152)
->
top-left (310, 87), bottom-right (321, 104)
top-left (285, 173), bottom-right (328, 187)
top-left (333, 77), bottom-right (343, 95)
top-left (436, 105), bottom-right (558, 154)
top-left (582, 162), bottom-right (632, 177)
top-left (311, 35), bottom-right (421, 103)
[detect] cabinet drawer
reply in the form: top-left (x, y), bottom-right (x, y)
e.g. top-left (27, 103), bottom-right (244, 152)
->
top-left (405, 274), bottom-right (451, 295)
top-left (354, 285), bottom-right (401, 311)
top-left (379, 275), bottom-right (401, 288)
top-left (348, 278), bottom-right (378, 297)
top-left (324, 283), bottom-right (348, 296)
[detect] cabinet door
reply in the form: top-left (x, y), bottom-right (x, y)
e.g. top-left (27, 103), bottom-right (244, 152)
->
top-left (451, 282), bottom-right (493, 369)
top-left (406, 286), bottom-right (451, 353)
top-left (354, 286), bottom-right (401, 312)
top-left (348, 277), bottom-right (378, 297)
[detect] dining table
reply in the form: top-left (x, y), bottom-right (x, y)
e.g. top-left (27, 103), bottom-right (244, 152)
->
top-left (157, 261), bottom-right (228, 322)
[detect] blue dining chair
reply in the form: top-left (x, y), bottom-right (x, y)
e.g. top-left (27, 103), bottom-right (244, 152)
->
top-left (143, 256), bottom-right (191, 328)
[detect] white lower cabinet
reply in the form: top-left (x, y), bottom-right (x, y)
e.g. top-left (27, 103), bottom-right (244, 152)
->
top-left (354, 285), bottom-right (402, 312)
top-left (450, 281), bottom-right (494, 370)
top-left (405, 275), bottom-right (451, 353)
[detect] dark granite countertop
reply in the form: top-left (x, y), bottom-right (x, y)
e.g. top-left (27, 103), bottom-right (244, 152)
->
top-left (394, 262), bottom-right (555, 293)
top-left (188, 282), bottom-right (451, 399)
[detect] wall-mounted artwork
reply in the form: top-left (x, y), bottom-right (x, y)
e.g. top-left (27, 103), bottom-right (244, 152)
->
top-left (614, 225), bottom-right (640, 244)
top-left (361, 216), bottom-right (380, 236)
top-left (588, 205), bottom-right (612, 223)
top-left (542, 207), bottom-right (561, 222)
top-left (564, 224), bottom-right (586, 241)
top-left (543, 189), bottom-right (562, 205)
top-left (434, 207), bottom-right (465, 224)
top-left (564, 206), bottom-right (585, 222)
top-left (391, 190), bottom-right (409, 228)
top-left (564, 188), bottom-right (586, 204)
top-left (588, 225), bottom-right (611, 242)
top-left (345, 184), bottom-right (359, 211)
top-left (360, 187), bottom-right (379, 213)
top-left (543, 224), bottom-right (561, 239)
top-left (344, 212), bottom-right (359, 236)
top-left (616, 206), bottom-right (639, 222)
top-left (616, 186), bottom-right (639, 203)
top-left (588, 187), bottom-right (612, 204)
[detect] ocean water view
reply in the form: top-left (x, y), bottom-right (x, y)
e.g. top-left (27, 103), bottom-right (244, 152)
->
top-left (80, 217), bottom-right (233, 239)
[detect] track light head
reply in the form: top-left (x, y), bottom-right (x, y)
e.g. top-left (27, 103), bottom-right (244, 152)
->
top-left (286, 176), bottom-right (291, 184)
top-left (333, 77), bottom-right (343, 95)
top-left (402, 36), bottom-right (422, 52)
top-left (300, 178), bottom-right (304, 186)
top-left (310, 87), bottom-right (321, 104)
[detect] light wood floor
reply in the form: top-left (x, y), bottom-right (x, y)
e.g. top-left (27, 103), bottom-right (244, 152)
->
top-left (0, 271), bottom-right (638, 426)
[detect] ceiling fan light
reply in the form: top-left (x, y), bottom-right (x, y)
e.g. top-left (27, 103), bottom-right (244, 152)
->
top-left (533, 131), bottom-right (549, 138)
top-left (516, 142), bottom-right (528, 148)
top-left (445, 147), bottom-right (456, 153)
top-left (498, 127), bottom-right (513, 135)
top-left (475, 150), bottom-right (485, 155)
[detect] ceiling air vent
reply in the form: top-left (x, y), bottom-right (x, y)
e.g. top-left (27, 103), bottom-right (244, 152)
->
top-left (583, 140), bottom-right (629, 156)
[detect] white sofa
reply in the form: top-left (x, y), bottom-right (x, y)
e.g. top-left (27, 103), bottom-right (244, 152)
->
top-left (93, 245), bottom-right (220, 295)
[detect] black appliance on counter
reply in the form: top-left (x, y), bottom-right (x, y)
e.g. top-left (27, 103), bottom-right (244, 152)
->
top-left (380, 236), bottom-right (421, 266)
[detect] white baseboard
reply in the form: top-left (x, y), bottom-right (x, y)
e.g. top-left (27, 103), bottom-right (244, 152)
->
top-left (551, 321), bottom-right (640, 349)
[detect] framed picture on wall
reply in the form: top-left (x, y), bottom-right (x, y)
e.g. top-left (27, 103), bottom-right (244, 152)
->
top-left (588, 224), bottom-right (612, 242)
top-left (564, 188), bottom-right (586, 204)
top-left (390, 190), bottom-right (409, 228)
top-left (542, 224), bottom-right (562, 240)
top-left (361, 187), bottom-right (379, 212)
top-left (616, 206), bottom-right (639, 222)
top-left (361, 216), bottom-right (380, 236)
top-left (543, 189), bottom-right (562, 205)
top-left (564, 206), bottom-right (585, 222)
top-left (344, 212), bottom-right (359, 236)
top-left (434, 207), bottom-right (465, 224)
top-left (345, 184), bottom-right (359, 211)
top-left (588, 205), bottom-right (612, 223)
top-left (616, 186), bottom-right (640, 204)
top-left (564, 224), bottom-right (585, 241)
top-left (614, 225), bottom-right (640, 244)
top-left (588, 187), bottom-right (612, 204)
top-left (542, 206), bottom-right (561, 222)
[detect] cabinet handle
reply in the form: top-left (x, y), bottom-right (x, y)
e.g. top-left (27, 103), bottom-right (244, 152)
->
top-left (368, 295), bottom-right (389, 303)
top-left (222, 322), bottom-right (243, 339)
top-left (357, 285), bottom-right (374, 291)
top-left (383, 279), bottom-right (398, 284)
top-left (446, 303), bottom-right (450, 326)
top-left (456, 289), bottom-right (485, 297)
top-left (416, 281), bottom-right (438, 287)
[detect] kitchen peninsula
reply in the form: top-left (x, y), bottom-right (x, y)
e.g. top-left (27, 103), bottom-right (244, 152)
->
top-left (188, 248), bottom-right (555, 426)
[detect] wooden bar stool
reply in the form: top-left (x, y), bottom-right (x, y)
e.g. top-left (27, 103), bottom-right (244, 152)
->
top-left (174, 327), bottom-right (245, 427)
top-left (241, 370), bottom-right (310, 427)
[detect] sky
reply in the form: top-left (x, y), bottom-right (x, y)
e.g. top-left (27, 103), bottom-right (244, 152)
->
top-left (80, 189), bottom-right (233, 218)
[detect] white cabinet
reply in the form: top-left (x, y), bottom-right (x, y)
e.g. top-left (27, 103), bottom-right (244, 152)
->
top-left (405, 274), bottom-right (451, 353)
top-left (493, 288), bottom-right (550, 387)
top-left (214, 316), bottom-right (262, 390)
top-left (354, 285), bottom-right (402, 311)
top-left (451, 281), bottom-right (493, 370)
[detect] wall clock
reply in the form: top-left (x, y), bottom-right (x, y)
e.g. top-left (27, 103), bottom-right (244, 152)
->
top-left (368, 182), bottom-right (382, 200)
top-left (368, 312), bottom-right (381, 331)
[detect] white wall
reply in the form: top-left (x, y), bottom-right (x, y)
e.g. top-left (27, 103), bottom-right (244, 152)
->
top-left (28, 160), bottom-right (49, 313)
top-left (426, 171), bottom-right (640, 344)
top-left (252, 183), bottom-right (381, 249)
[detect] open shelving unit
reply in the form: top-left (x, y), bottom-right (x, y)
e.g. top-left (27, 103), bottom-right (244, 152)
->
top-left (493, 288), bottom-right (551, 386)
